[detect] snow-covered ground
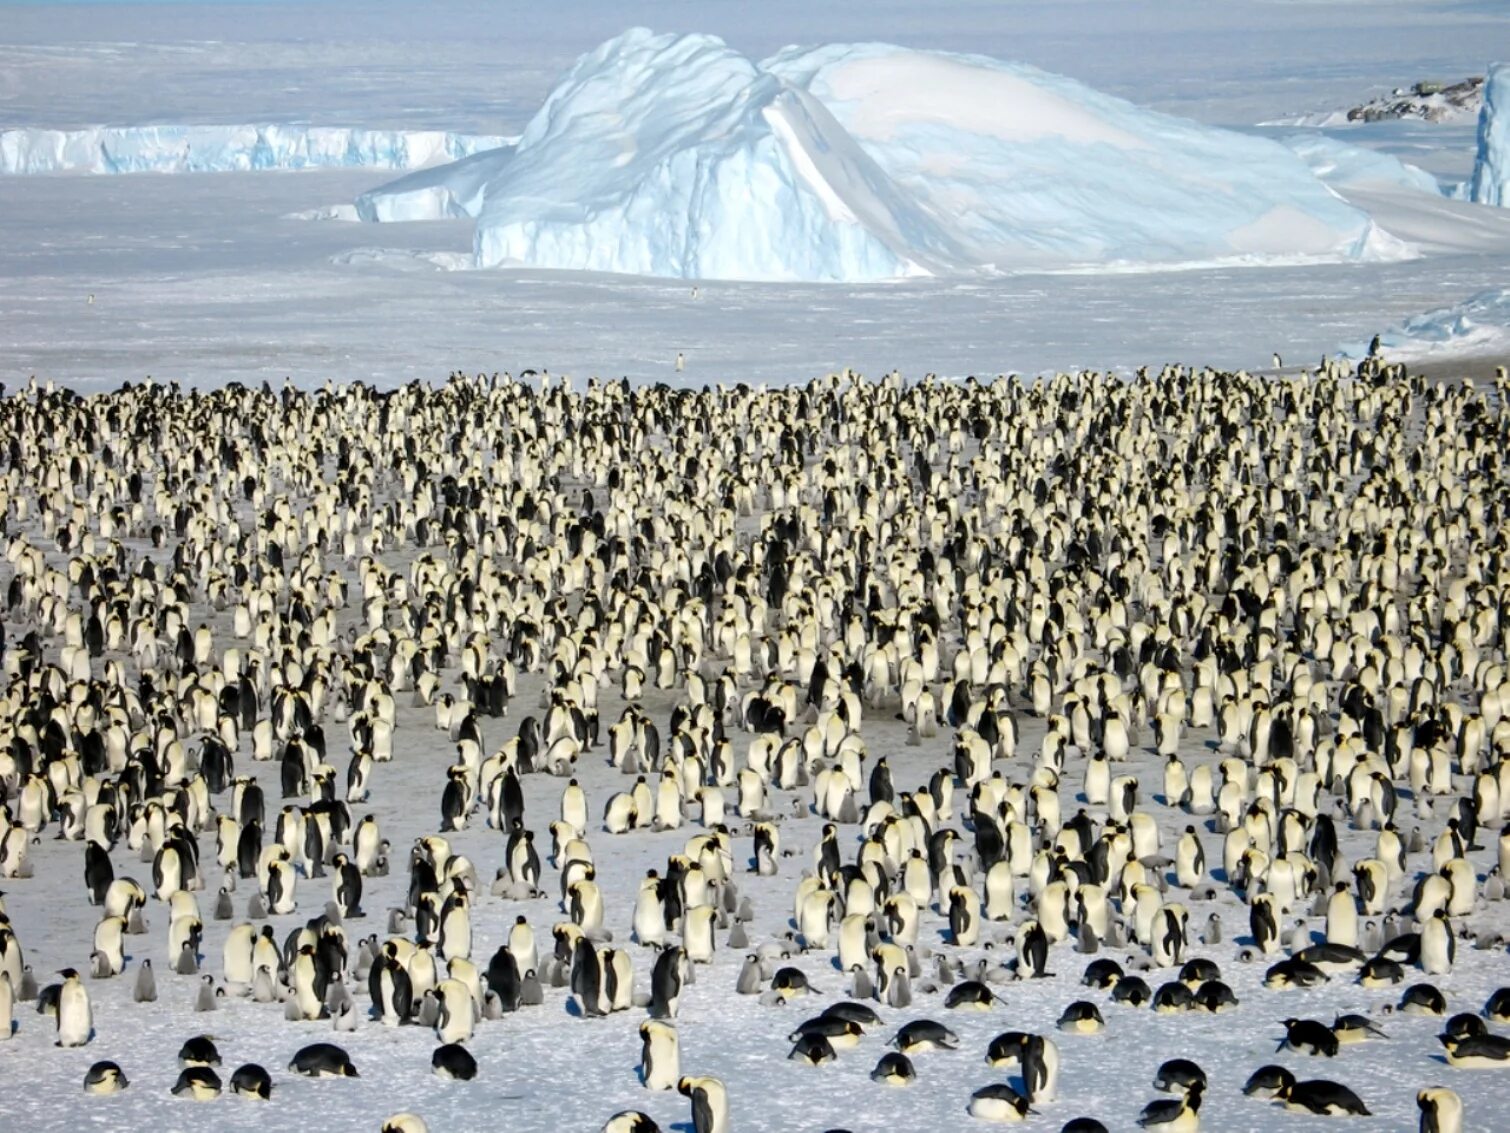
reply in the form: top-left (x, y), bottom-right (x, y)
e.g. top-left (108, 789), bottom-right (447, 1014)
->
top-left (1345, 286), bottom-right (1510, 361)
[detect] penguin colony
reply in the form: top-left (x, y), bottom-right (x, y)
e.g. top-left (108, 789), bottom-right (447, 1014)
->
top-left (0, 361), bottom-right (1506, 1130)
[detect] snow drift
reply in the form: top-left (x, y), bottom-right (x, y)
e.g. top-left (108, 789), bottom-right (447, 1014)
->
top-left (1349, 286), bottom-right (1510, 360)
top-left (356, 29), bottom-right (1390, 281)
top-left (0, 123), bottom-right (510, 175)
top-left (1469, 62), bottom-right (1509, 206)
top-left (1280, 133), bottom-right (1441, 195)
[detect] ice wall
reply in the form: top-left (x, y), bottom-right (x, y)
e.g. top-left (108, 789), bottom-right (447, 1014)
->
top-left (1469, 63), bottom-right (1509, 206)
top-left (0, 123), bottom-right (511, 175)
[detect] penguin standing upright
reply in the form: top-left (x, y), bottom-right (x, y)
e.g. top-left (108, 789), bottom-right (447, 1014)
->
top-left (1023, 1033), bottom-right (1060, 1102)
top-left (56, 969), bottom-right (93, 1046)
top-left (640, 1019), bottom-right (680, 1090)
top-left (1417, 1087), bottom-right (1463, 1133)
top-left (1421, 910), bottom-right (1456, 975)
top-left (678, 1076), bottom-right (728, 1133)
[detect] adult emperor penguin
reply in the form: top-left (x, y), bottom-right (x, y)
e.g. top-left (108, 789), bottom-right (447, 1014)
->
top-left (56, 968), bottom-right (93, 1046)
top-left (1417, 1087), bottom-right (1463, 1133)
top-left (83, 1060), bottom-right (129, 1094)
top-left (1421, 909), bottom-right (1456, 975)
top-left (432, 1042), bottom-right (478, 1080)
top-left (171, 1066), bottom-right (222, 1100)
top-left (1276, 1079), bottom-right (1371, 1115)
top-left (230, 1063), bottom-right (273, 1099)
top-left (288, 1042), bottom-right (359, 1077)
top-left (1137, 1082), bottom-right (1203, 1128)
top-left (435, 977), bottom-right (477, 1044)
top-left (382, 1116), bottom-right (430, 1133)
top-left (640, 1018), bottom-right (680, 1090)
top-left (678, 1075), bottom-right (729, 1133)
top-left (968, 1083), bottom-right (1034, 1122)
top-left (871, 1050), bottom-right (917, 1085)
top-left (603, 1113), bottom-right (663, 1133)
top-left (1023, 1033), bottom-right (1060, 1102)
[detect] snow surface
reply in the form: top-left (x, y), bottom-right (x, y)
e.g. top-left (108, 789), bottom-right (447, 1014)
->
top-left (1345, 286), bottom-right (1510, 360)
top-left (0, 123), bottom-right (511, 176)
top-left (357, 29), bottom-right (1391, 280)
top-left (1469, 63), bottom-right (1509, 206)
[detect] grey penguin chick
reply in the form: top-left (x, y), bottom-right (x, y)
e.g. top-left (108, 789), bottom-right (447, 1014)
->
top-left (133, 959), bottom-right (158, 1003)
top-left (194, 975), bottom-right (217, 1013)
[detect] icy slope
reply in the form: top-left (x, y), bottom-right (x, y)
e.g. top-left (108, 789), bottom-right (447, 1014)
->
top-left (0, 123), bottom-right (511, 175)
top-left (1280, 132), bottom-right (1441, 195)
top-left (1469, 63), bottom-right (1509, 205)
top-left (358, 29), bottom-right (1387, 281)
top-left (764, 42), bottom-right (1380, 268)
top-left (468, 31), bottom-right (941, 281)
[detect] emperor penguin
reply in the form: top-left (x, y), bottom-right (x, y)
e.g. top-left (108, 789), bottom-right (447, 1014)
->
top-left (634, 871), bottom-right (667, 947)
top-left (1250, 894), bottom-right (1281, 955)
top-left (291, 945), bottom-right (324, 1019)
top-left (93, 915), bottom-right (126, 977)
top-left (1417, 1087), bottom-right (1463, 1133)
top-left (1023, 1033), bottom-right (1061, 1102)
top-left (1325, 883), bottom-right (1357, 948)
top-left (678, 1075), bottom-right (729, 1133)
top-left (83, 1060), bottom-right (129, 1094)
top-left (1420, 909), bottom-right (1456, 976)
top-left (603, 1114), bottom-right (662, 1133)
top-left (968, 1083), bottom-right (1034, 1122)
top-left (650, 946), bottom-right (688, 1019)
top-left (684, 905), bottom-right (717, 964)
top-left (509, 916), bottom-right (538, 975)
top-left (1017, 920), bottom-right (1051, 979)
top-left (0, 970), bottom-right (12, 1039)
top-left (432, 1043), bottom-right (477, 1080)
top-left (230, 1063), bottom-right (273, 1099)
top-left (640, 1018), bottom-right (680, 1090)
top-left (56, 969), bottom-right (93, 1046)
top-left (382, 1116), bottom-right (429, 1133)
top-left (949, 885), bottom-right (981, 946)
top-left (133, 958), bottom-right (158, 1003)
top-left (1174, 828), bottom-right (1205, 889)
top-left (435, 978), bottom-right (476, 1044)
top-left (171, 1066), bottom-right (222, 1099)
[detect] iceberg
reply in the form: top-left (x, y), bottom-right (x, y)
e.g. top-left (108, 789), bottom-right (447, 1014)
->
top-left (1469, 62), bottom-right (1509, 206)
top-left (356, 29), bottom-right (1387, 281)
top-left (0, 123), bottom-right (511, 175)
